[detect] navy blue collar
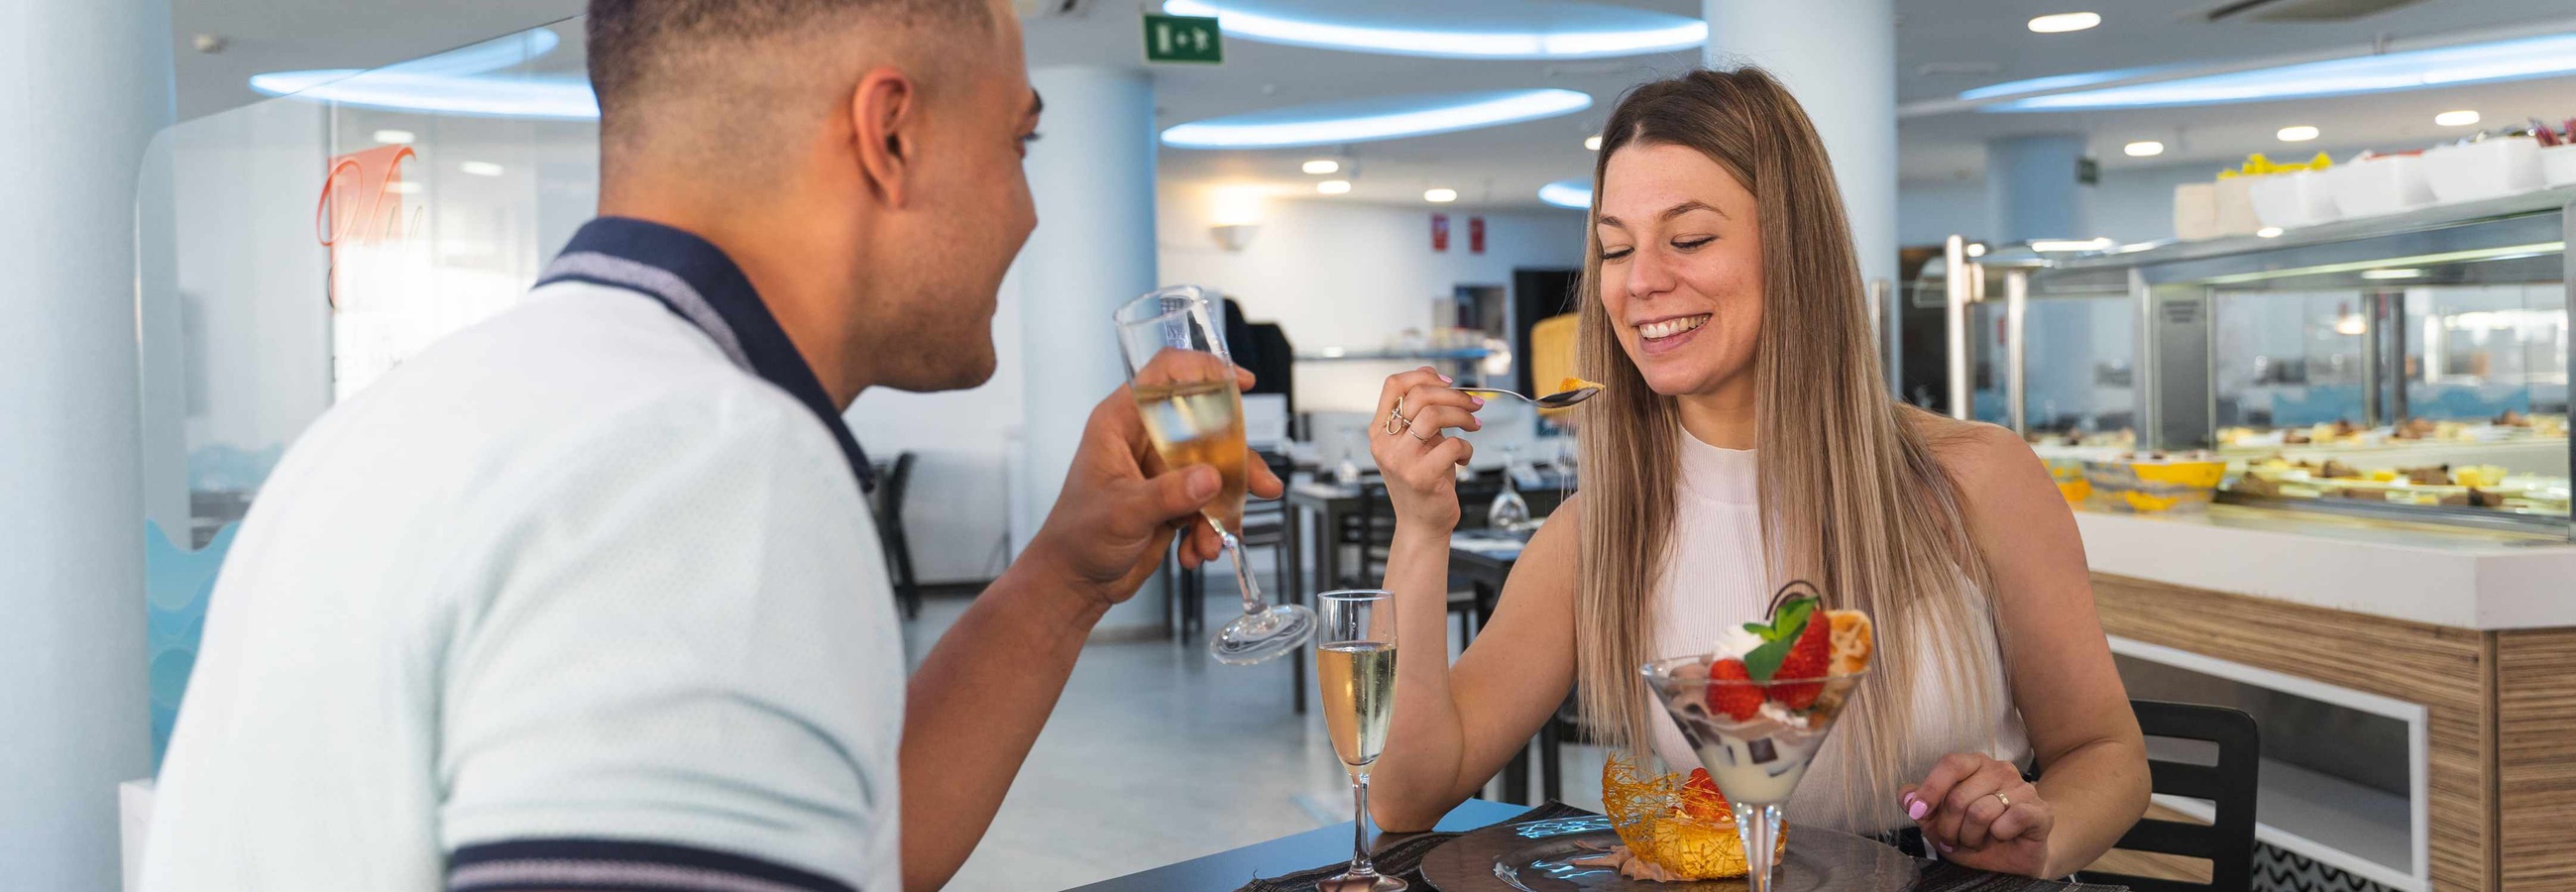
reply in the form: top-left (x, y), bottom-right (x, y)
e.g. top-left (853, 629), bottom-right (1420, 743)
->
top-left (538, 216), bottom-right (876, 494)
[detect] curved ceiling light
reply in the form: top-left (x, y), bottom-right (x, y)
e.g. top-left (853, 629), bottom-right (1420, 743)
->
top-left (1161, 0), bottom-right (1703, 59)
top-left (1971, 32), bottom-right (2576, 111)
top-left (1538, 178), bottom-right (1592, 209)
top-left (250, 30), bottom-right (598, 120)
top-left (1163, 89), bottom-right (1594, 150)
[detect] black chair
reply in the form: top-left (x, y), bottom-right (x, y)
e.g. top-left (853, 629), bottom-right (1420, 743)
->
top-left (2082, 700), bottom-right (2261, 892)
top-left (868, 452), bottom-right (922, 620)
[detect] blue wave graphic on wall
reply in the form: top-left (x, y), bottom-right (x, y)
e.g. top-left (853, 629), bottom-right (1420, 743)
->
top-left (146, 519), bottom-right (235, 767)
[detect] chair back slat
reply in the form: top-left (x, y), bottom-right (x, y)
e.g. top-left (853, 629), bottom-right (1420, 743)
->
top-left (2111, 817), bottom-right (2218, 857)
top-left (2145, 759), bottom-right (2226, 802)
top-left (2086, 873), bottom-right (2216, 892)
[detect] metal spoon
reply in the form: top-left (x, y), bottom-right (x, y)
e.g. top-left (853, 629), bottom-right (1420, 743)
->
top-left (1454, 384), bottom-right (1603, 409)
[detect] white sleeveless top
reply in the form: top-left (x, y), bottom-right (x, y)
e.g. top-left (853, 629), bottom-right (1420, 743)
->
top-left (1644, 434), bottom-right (2029, 834)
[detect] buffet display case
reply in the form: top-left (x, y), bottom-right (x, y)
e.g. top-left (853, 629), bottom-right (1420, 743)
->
top-left (1937, 188), bottom-right (2574, 538)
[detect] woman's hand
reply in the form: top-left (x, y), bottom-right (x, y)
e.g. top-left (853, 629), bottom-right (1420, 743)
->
top-left (1369, 367), bottom-right (1485, 529)
top-left (1901, 752), bottom-right (2057, 877)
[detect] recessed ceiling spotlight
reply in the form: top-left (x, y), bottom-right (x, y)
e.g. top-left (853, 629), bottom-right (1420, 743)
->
top-left (2027, 12), bottom-right (2101, 34)
top-left (2123, 140), bottom-right (2164, 157)
top-left (1965, 243), bottom-right (1987, 258)
top-left (2256, 227), bottom-right (2284, 238)
top-left (1969, 33), bottom-right (2576, 111)
top-left (2434, 109), bottom-right (2480, 127)
top-left (1162, 88), bottom-right (1593, 150)
top-left (2277, 125), bottom-right (2319, 142)
top-left (1160, 0), bottom-right (1706, 60)
top-left (459, 161), bottom-right (504, 176)
top-left (1584, 134), bottom-right (1602, 151)
top-left (1302, 159), bottom-right (1341, 174)
top-left (374, 129), bottom-right (416, 145)
top-left (1537, 178), bottom-right (1591, 209)
top-left (1424, 188), bottom-right (1458, 203)
top-left (1316, 179), bottom-right (1352, 194)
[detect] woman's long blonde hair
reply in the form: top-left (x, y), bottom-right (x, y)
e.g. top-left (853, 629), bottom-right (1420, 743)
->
top-left (1571, 67), bottom-right (2000, 825)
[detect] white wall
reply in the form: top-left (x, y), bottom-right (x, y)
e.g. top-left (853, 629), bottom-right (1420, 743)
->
top-left (1158, 187), bottom-right (1591, 413)
top-left (1900, 161), bottom-right (2235, 248)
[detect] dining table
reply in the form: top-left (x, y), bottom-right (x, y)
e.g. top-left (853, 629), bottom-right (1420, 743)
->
top-left (1064, 798), bottom-right (2130, 892)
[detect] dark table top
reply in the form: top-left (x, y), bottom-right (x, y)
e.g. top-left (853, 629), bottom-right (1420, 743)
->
top-left (1064, 799), bottom-right (1528, 891)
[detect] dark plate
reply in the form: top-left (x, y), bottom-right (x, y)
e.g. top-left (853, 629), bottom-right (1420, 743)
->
top-left (1418, 816), bottom-right (1924, 892)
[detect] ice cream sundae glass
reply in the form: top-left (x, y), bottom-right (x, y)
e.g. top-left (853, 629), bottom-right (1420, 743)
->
top-left (1639, 586), bottom-right (1873, 892)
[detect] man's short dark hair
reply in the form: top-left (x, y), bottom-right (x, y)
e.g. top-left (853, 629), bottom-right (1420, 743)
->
top-left (585, 0), bottom-right (993, 153)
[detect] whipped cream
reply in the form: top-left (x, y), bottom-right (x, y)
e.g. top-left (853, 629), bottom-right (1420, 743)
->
top-left (1711, 625), bottom-right (1765, 661)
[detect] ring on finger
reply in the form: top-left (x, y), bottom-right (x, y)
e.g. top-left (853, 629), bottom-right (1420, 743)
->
top-left (1989, 792), bottom-right (2010, 809)
top-left (1385, 397), bottom-right (1409, 435)
top-left (1407, 424), bottom-right (1432, 442)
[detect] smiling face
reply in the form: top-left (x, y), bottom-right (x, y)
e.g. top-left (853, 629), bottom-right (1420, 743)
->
top-left (1594, 142), bottom-right (1765, 398)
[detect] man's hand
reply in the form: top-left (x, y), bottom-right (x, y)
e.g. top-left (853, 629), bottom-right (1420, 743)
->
top-left (1019, 368), bottom-right (1286, 610)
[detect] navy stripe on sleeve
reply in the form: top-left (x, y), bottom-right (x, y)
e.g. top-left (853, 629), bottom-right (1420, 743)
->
top-left (449, 838), bottom-right (857, 892)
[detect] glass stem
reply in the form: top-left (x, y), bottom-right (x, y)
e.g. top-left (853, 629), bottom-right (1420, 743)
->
top-left (1731, 801), bottom-right (1785, 892)
top-left (1211, 519), bottom-right (1265, 616)
top-left (1350, 772), bottom-right (1377, 876)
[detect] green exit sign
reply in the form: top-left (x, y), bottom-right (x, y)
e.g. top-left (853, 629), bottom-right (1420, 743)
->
top-left (1144, 13), bottom-right (1222, 64)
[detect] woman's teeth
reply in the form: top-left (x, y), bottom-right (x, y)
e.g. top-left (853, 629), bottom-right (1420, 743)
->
top-left (1637, 314), bottom-right (1710, 340)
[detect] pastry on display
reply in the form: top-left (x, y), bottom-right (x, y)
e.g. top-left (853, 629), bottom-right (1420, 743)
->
top-left (2082, 452), bottom-right (2227, 513)
top-left (2227, 454), bottom-right (2570, 515)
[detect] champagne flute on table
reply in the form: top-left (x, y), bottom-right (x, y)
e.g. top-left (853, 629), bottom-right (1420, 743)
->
top-left (1317, 589), bottom-right (1402, 891)
top-left (1114, 285), bottom-right (1315, 664)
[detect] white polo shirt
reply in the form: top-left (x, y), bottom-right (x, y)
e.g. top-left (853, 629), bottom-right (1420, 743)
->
top-left (143, 218), bottom-right (903, 892)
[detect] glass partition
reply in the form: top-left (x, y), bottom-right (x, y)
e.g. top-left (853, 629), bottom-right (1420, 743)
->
top-left (135, 20), bottom-right (598, 762)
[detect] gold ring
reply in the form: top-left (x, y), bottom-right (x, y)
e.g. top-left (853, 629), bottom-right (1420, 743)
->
top-left (1407, 425), bottom-right (1432, 442)
top-left (1385, 397), bottom-right (1409, 435)
top-left (1991, 792), bottom-right (2011, 809)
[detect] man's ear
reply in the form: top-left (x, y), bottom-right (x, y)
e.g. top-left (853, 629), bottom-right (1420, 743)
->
top-left (849, 65), bottom-right (916, 207)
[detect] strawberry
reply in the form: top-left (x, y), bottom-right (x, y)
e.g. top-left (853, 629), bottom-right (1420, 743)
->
top-left (1680, 768), bottom-right (1731, 823)
top-left (1707, 658), bottom-right (1764, 721)
top-left (1772, 613), bottom-right (1833, 709)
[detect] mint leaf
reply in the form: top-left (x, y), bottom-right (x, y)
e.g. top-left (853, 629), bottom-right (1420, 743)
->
top-left (1742, 636), bottom-right (1793, 681)
top-left (1772, 598), bottom-right (1816, 638)
top-left (1741, 598), bottom-right (1818, 682)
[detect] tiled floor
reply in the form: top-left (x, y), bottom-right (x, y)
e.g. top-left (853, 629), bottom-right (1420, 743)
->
top-left (902, 586), bottom-right (1610, 891)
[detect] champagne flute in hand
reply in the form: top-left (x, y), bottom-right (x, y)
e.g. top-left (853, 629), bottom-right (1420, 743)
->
top-left (1114, 285), bottom-right (1315, 664)
top-left (1317, 589), bottom-right (1402, 890)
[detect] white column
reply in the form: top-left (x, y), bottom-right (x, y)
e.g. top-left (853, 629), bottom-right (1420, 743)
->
top-left (1015, 65), bottom-right (1165, 634)
top-left (0, 0), bottom-right (173, 887)
top-left (1986, 133), bottom-right (2092, 243)
top-left (1703, 0), bottom-right (1898, 289)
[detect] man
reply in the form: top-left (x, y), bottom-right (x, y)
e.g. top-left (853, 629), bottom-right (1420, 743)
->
top-left (140, 2), bottom-right (1267, 890)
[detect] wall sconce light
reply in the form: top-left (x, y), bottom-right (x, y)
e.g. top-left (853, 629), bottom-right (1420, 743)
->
top-left (1211, 224), bottom-right (1261, 252)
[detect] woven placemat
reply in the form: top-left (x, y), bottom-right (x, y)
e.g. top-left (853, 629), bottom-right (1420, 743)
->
top-left (1235, 801), bottom-right (1590, 892)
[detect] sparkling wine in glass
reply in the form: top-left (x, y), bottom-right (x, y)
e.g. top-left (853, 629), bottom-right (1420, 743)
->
top-left (1114, 285), bottom-right (1314, 665)
top-left (1317, 589), bottom-right (1403, 891)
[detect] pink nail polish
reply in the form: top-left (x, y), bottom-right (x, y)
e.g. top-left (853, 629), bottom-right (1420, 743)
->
top-left (1470, 396), bottom-right (1486, 407)
top-left (1936, 841), bottom-right (1954, 853)
top-left (1438, 375), bottom-right (1453, 384)
top-left (1906, 798), bottom-right (1929, 821)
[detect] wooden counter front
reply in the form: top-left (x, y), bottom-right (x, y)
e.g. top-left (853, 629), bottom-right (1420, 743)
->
top-left (2091, 572), bottom-right (2576, 892)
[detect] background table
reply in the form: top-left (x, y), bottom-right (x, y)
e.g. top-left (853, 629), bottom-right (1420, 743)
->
top-left (1064, 798), bottom-right (1526, 891)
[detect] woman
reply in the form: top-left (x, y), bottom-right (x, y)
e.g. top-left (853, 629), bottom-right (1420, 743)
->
top-left (1364, 67), bottom-right (2148, 878)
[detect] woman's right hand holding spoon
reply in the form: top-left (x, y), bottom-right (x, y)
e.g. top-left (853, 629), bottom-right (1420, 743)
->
top-left (1370, 367), bottom-right (1487, 530)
